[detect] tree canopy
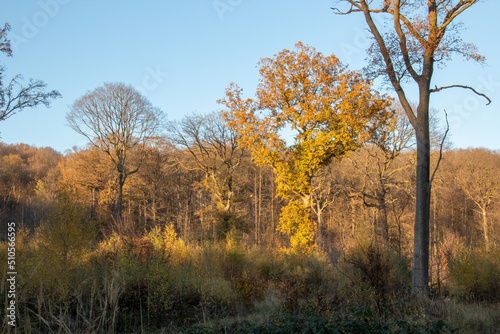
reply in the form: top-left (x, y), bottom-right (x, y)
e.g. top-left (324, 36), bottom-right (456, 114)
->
top-left (219, 42), bottom-right (391, 250)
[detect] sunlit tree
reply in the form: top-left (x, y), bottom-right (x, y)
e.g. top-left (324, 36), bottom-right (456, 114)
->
top-left (167, 111), bottom-right (247, 239)
top-left (449, 148), bottom-right (499, 250)
top-left (332, 0), bottom-right (489, 295)
top-left (219, 42), bottom-right (390, 250)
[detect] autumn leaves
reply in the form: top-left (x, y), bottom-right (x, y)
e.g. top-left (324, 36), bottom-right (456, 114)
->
top-left (219, 42), bottom-right (392, 252)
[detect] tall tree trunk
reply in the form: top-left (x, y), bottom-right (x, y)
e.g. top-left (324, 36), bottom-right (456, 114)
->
top-left (482, 208), bottom-right (489, 250)
top-left (378, 195), bottom-right (389, 242)
top-left (316, 202), bottom-right (323, 248)
top-left (152, 198), bottom-right (156, 224)
top-left (271, 174), bottom-right (275, 246)
top-left (412, 83), bottom-right (431, 296)
top-left (117, 171), bottom-right (124, 224)
top-left (91, 187), bottom-right (96, 220)
top-left (258, 166), bottom-right (262, 245)
top-left (254, 171), bottom-right (258, 244)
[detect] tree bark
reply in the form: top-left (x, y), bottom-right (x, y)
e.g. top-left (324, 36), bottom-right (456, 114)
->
top-left (412, 79), bottom-right (432, 296)
top-left (378, 197), bottom-right (389, 243)
top-left (117, 171), bottom-right (124, 224)
top-left (482, 208), bottom-right (489, 250)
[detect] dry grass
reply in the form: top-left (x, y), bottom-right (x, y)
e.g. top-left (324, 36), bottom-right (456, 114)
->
top-left (2, 227), bottom-right (500, 333)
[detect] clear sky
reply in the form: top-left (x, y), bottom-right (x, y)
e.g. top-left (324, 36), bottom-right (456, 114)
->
top-left (1, 0), bottom-right (499, 154)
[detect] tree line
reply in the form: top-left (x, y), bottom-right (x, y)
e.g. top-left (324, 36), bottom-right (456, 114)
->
top-left (1, 132), bottom-right (498, 288)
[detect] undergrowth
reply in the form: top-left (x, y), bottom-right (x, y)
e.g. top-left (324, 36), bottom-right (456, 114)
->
top-left (1, 223), bottom-right (499, 333)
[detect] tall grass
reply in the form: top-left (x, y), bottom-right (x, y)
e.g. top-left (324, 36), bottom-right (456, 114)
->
top-left (1, 223), bottom-right (499, 333)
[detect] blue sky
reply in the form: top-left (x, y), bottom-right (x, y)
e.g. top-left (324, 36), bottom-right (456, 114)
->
top-left (1, 0), bottom-right (499, 153)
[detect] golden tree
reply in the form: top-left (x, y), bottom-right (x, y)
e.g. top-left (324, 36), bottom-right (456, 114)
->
top-left (219, 42), bottom-right (390, 251)
top-left (57, 147), bottom-right (115, 221)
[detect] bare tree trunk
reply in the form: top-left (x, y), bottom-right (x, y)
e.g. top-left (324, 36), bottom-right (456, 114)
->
top-left (117, 171), bottom-right (124, 227)
top-left (482, 208), bottom-right (489, 250)
top-left (254, 171), bottom-right (258, 244)
top-left (152, 198), bottom-right (156, 225)
top-left (429, 194), bottom-right (441, 293)
top-left (91, 187), bottom-right (96, 220)
top-left (412, 89), bottom-right (431, 295)
top-left (378, 196), bottom-right (389, 243)
top-left (271, 174), bottom-right (275, 246)
top-left (258, 166), bottom-right (262, 245)
top-left (316, 202), bottom-right (323, 248)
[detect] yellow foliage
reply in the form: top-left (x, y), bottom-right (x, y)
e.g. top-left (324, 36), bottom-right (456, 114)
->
top-left (144, 224), bottom-right (178, 255)
top-left (98, 231), bottom-right (124, 256)
top-left (279, 200), bottom-right (316, 252)
top-left (219, 42), bottom-right (391, 248)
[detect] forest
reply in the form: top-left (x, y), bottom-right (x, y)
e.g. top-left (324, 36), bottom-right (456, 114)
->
top-left (1, 1), bottom-right (500, 333)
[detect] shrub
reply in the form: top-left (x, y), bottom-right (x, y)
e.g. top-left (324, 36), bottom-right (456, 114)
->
top-left (340, 241), bottom-right (411, 314)
top-left (448, 247), bottom-right (500, 301)
top-left (277, 251), bottom-right (337, 313)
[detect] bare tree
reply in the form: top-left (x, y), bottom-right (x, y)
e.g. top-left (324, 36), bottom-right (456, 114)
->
top-left (67, 82), bottom-right (163, 227)
top-left (0, 23), bottom-right (60, 125)
top-left (166, 111), bottom-right (246, 238)
top-left (311, 164), bottom-right (345, 248)
top-left (333, 0), bottom-right (489, 295)
top-left (350, 105), bottom-right (415, 243)
top-left (450, 148), bottom-right (499, 250)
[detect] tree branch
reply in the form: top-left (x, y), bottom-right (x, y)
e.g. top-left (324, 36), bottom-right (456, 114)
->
top-left (440, 0), bottom-right (478, 32)
top-left (429, 110), bottom-right (449, 192)
top-left (430, 84), bottom-right (491, 105)
top-left (331, 0), bottom-right (361, 14)
top-left (356, 0), bottom-right (418, 127)
top-left (393, 0), bottom-right (422, 82)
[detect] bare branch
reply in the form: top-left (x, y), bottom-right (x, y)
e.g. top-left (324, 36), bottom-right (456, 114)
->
top-left (430, 84), bottom-right (491, 104)
top-left (331, 0), bottom-right (361, 14)
top-left (393, 0), bottom-right (422, 81)
top-left (440, 0), bottom-right (478, 31)
top-left (356, 0), bottom-right (418, 127)
top-left (0, 77), bottom-right (61, 122)
top-left (429, 110), bottom-right (449, 192)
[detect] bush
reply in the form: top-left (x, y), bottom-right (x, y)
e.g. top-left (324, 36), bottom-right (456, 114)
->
top-left (276, 251), bottom-right (338, 313)
top-left (340, 241), bottom-right (411, 314)
top-left (448, 247), bottom-right (500, 301)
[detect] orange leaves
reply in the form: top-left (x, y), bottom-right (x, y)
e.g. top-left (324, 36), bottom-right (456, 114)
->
top-left (219, 42), bottom-right (391, 250)
top-left (220, 41), bottom-right (391, 188)
top-left (220, 42), bottom-right (390, 186)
